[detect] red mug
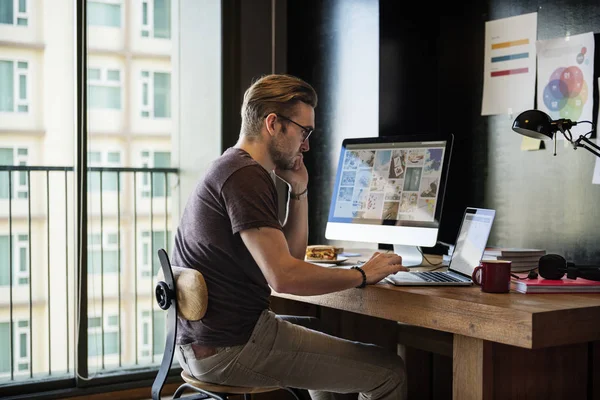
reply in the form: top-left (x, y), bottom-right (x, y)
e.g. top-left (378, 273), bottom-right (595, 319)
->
top-left (471, 260), bottom-right (511, 293)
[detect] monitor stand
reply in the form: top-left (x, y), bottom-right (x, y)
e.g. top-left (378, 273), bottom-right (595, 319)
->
top-left (393, 244), bottom-right (423, 267)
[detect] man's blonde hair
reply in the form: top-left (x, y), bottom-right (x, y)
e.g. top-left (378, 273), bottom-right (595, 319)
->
top-left (240, 74), bottom-right (318, 138)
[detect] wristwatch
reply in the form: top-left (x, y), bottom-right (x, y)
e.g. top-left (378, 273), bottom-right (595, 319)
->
top-left (289, 187), bottom-right (308, 200)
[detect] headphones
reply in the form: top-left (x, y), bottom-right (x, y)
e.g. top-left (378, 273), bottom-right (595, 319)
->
top-left (511, 254), bottom-right (600, 281)
top-left (538, 254), bottom-right (600, 281)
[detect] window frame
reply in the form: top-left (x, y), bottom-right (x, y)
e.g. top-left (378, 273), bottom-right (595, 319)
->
top-left (87, 66), bottom-right (122, 110)
top-left (87, 231), bottom-right (119, 275)
top-left (140, 70), bottom-right (171, 119)
top-left (0, 233), bottom-right (30, 287)
top-left (87, 313), bottom-right (119, 359)
top-left (140, 0), bottom-right (170, 39)
top-left (0, 60), bottom-right (29, 114)
top-left (140, 150), bottom-right (171, 198)
top-left (87, 149), bottom-right (122, 193)
top-left (87, 0), bottom-right (122, 28)
top-left (0, 0), bottom-right (29, 26)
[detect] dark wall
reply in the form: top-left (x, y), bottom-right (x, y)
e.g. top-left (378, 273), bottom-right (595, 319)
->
top-left (287, 0), bottom-right (600, 264)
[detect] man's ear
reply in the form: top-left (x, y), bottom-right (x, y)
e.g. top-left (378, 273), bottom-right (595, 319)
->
top-left (265, 113), bottom-right (278, 137)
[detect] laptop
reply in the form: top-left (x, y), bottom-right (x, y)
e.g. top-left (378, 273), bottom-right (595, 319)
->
top-left (384, 207), bottom-right (496, 286)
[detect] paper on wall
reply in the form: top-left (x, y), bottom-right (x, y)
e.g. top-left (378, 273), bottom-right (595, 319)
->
top-left (537, 32), bottom-right (595, 140)
top-left (481, 13), bottom-right (537, 116)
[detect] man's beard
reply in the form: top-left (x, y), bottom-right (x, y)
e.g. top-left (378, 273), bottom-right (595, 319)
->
top-left (269, 138), bottom-right (296, 170)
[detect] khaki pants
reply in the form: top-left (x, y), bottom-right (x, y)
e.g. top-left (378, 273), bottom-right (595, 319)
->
top-left (177, 310), bottom-right (407, 400)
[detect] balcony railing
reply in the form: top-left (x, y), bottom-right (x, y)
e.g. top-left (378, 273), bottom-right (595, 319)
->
top-left (0, 165), bottom-right (179, 387)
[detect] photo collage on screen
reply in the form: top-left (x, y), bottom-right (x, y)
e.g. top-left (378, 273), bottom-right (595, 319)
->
top-left (333, 146), bottom-right (445, 222)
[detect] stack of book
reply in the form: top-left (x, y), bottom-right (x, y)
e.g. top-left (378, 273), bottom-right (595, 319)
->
top-left (511, 273), bottom-right (600, 293)
top-left (481, 248), bottom-right (546, 272)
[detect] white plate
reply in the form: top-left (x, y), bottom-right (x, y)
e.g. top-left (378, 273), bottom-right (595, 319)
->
top-left (305, 256), bottom-right (349, 265)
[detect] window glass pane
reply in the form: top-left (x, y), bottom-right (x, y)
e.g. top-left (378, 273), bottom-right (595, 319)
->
top-left (152, 152), bottom-right (170, 196)
top-left (105, 332), bottom-right (119, 354)
top-left (17, 148), bottom-right (27, 156)
top-left (153, 311), bottom-right (165, 354)
top-left (18, 0), bottom-right (26, 13)
top-left (108, 315), bottom-right (118, 326)
top-left (19, 333), bottom-right (27, 357)
top-left (0, 60), bottom-right (14, 111)
top-left (88, 68), bottom-right (101, 80)
top-left (0, 236), bottom-right (9, 285)
top-left (88, 2), bottom-right (121, 28)
top-left (152, 231), bottom-right (171, 275)
top-left (18, 170), bottom-right (26, 185)
top-left (0, 323), bottom-right (9, 373)
top-left (103, 250), bottom-right (118, 273)
top-left (17, 104), bottom-right (27, 112)
top-left (88, 332), bottom-right (100, 357)
top-left (102, 171), bottom-right (119, 191)
top-left (141, 71), bottom-right (149, 78)
top-left (18, 75), bottom-right (26, 100)
top-left (88, 85), bottom-right (121, 109)
top-left (107, 69), bottom-right (120, 82)
top-left (0, 0), bottom-right (13, 25)
top-left (16, 17), bottom-right (26, 26)
top-left (107, 233), bottom-right (118, 244)
top-left (17, 61), bottom-right (27, 69)
top-left (107, 152), bottom-right (120, 163)
top-left (19, 247), bottom-right (26, 272)
top-left (153, 0), bottom-right (170, 39)
top-left (142, 2), bottom-right (147, 24)
top-left (17, 320), bottom-right (28, 328)
top-left (142, 322), bottom-right (148, 345)
top-left (88, 317), bottom-right (102, 328)
top-left (0, 148), bottom-right (13, 199)
top-left (17, 234), bottom-right (27, 242)
top-left (88, 151), bottom-right (101, 163)
top-left (142, 82), bottom-right (148, 105)
top-left (87, 250), bottom-right (101, 275)
top-left (153, 72), bottom-right (170, 118)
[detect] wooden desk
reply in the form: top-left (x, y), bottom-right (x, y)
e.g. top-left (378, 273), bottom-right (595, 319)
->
top-left (271, 251), bottom-right (600, 399)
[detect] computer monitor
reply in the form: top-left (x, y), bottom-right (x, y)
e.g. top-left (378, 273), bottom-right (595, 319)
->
top-left (325, 133), bottom-right (454, 266)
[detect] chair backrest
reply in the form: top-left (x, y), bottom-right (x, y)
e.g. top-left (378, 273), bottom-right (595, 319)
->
top-left (152, 248), bottom-right (208, 400)
top-left (156, 260), bottom-right (208, 321)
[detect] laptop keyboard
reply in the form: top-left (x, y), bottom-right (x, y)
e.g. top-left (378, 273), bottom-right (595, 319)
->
top-left (413, 271), bottom-right (466, 283)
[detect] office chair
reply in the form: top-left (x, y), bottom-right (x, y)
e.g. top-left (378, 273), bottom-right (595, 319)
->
top-left (151, 248), bottom-right (303, 400)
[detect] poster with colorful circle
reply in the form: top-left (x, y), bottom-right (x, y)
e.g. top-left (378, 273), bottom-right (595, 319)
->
top-left (536, 32), bottom-right (594, 139)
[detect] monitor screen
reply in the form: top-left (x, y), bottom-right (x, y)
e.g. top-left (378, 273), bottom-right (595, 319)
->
top-left (325, 133), bottom-right (453, 251)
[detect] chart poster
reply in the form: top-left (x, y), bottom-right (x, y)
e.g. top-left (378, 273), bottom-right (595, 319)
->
top-left (537, 32), bottom-right (595, 139)
top-left (481, 13), bottom-right (537, 116)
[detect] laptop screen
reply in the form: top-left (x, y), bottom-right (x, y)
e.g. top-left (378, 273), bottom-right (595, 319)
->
top-left (448, 208), bottom-right (496, 277)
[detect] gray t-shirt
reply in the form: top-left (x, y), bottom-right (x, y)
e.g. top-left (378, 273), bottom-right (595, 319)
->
top-left (172, 147), bottom-right (282, 347)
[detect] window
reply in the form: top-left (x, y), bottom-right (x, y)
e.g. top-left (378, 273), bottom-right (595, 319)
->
top-left (140, 230), bottom-right (171, 278)
top-left (0, 0), bottom-right (28, 26)
top-left (88, 314), bottom-right (119, 358)
top-left (141, 0), bottom-right (170, 39)
top-left (0, 234), bottom-right (29, 287)
top-left (87, 67), bottom-right (122, 110)
top-left (0, 147), bottom-right (28, 199)
top-left (87, 150), bottom-right (121, 192)
top-left (140, 151), bottom-right (171, 198)
top-left (0, 60), bottom-right (29, 113)
top-left (140, 71), bottom-right (171, 118)
top-left (87, 232), bottom-right (119, 274)
top-left (139, 310), bottom-right (165, 358)
top-left (87, 0), bottom-right (121, 28)
top-left (0, 319), bottom-right (30, 376)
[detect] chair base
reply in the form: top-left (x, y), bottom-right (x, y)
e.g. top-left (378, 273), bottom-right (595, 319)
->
top-left (175, 372), bottom-right (303, 400)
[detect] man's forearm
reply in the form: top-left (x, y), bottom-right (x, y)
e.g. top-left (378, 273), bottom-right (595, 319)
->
top-left (282, 196), bottom-right (308, 259)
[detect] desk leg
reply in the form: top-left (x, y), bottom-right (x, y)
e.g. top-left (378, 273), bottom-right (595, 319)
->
top-left (452, 335), bottom-right (492, 400)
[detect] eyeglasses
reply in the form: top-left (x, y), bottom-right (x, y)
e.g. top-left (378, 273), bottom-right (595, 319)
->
top-left (276, 114), bottom-right (314, 143)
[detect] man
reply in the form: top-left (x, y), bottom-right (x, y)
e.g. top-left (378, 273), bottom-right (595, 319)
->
top-left (172, 74), bottom-right (408, 400)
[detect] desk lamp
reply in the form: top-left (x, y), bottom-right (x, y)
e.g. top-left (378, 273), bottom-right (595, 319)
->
top-left (512, 109), bottom-right (600, 157)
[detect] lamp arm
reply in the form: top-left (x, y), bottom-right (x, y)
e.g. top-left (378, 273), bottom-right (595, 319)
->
top-left (573, 135), bottom-right (600, 158)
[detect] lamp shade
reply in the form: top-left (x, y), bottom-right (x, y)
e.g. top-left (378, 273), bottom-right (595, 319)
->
top-left (512, 110), bottom-right (554, 140)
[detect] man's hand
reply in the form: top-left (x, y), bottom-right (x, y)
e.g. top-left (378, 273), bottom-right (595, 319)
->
top-left (360, 252), bottom-right (407, 284)
top-left (275, 156), bottom-right (309, 194)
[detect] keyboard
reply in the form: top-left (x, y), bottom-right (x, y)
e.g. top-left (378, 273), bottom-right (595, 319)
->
top-left (411, 271), bottom-right (466, 283)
